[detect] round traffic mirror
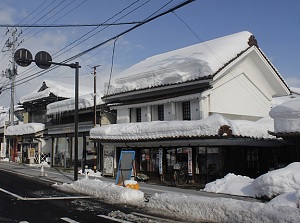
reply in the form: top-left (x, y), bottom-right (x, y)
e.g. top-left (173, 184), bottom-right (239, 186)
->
top-left (14, 48), bottom-right (32, 67)
top-left (35, 51), bottom-right (52, 69)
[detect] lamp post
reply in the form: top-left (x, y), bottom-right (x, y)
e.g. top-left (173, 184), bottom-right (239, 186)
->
top-left (14, 48), bottom-right (81, 181)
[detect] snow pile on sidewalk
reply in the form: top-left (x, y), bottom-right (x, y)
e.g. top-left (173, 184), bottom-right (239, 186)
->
top-left (56, 163), bottom-right (300, 222)
top-left (253, 162), bottom-right (300, 198)
top-left (204, 162), bottom-right (300, 201)
top-left (54, 178), bottom-right (144, 205)
top-left (146, 192), bottom-right (299, 223)
top-left (204, 173), bottom-right (255, 197)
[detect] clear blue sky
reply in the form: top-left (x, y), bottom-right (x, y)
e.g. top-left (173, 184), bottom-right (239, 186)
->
top-left (0, 0), bottom-right (299, 107)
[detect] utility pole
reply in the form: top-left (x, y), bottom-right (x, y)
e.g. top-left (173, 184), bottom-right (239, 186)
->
top-left (92, 65), bottom-right (101, 127)
top-left (3, 28), bottom-right (21, 126)
top-left (3, 28), bottom-right (22, 161)
top-left (82, 65), bottom-right (100, 174)
top-left (92, 65), bottom-right (100, 173)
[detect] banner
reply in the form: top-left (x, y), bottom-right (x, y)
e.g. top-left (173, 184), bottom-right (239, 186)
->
top-left (188, 148), bottom-right (192, 176)
top-left (159, 148), bottom-right (163, 174)
top-left (0, 143), bottom-right (6, 158)
top-left (103, 147), bottom-right (114, 176)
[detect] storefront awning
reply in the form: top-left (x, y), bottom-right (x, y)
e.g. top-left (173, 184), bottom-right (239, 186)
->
top-left (6, 123), bottom-right (45, 136)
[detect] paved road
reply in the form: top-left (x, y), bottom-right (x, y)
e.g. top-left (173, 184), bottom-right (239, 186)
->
top-left (0, 169), bottom-right (142, 222)
top-left (0, 161), bottom-right (262, 203)
top-left (0, 161), bottom-right (265, 223)
top-left (0, 162), bottom-right (191, 223)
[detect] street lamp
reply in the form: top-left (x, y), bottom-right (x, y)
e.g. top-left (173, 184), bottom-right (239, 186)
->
top-left (14, 48), bottom-right (81, 181)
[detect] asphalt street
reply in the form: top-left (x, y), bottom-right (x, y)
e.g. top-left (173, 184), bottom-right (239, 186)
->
top-left (0, 168), bottom-right (149, 223)
top-left (0, 161), bottom-right (263, 223)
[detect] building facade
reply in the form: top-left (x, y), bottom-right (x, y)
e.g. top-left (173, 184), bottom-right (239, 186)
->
top-left (46, 92), bottom-right (116, 170)
top-left (90, 31), bottom-right (292, 185)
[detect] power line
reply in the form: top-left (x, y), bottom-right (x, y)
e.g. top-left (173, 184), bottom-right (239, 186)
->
top-left (0, 1), bottom-right (50, 78)
top-left (23, 0), bottom-right (87, 42)
top-left (11, 0), bottom-right (88, 81)
top-left (17, 0), bottom-right (49, 25)
top-left (0, 22), bottom-right (141, 28)
top-left (105, 38), bottom-right (118, 98)
top-left (1, 0), bottom-right (195, 93)
top-left (64, 0), bottom-right (193, 63)
top-left (51, 0), bottom-right (145, 58)
top-left (15, 0), bottom-right (138, 79)
top-left (21, 0), bottom-right (75, 40)
top-left (19, 0), bottom-right (60, 36)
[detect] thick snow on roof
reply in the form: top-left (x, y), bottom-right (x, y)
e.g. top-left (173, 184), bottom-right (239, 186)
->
top-left (0, 109), bottom-right (9, 127)
top-left (270, 98), bottom-right (300, 133)
top-left (107, 31), bottom-right (252, 95)
top-left (19, 80), bottom-right (91, 104)
top-left (90, 113), bottom-right (274, 140)
top-left (6, 123), bottom-right (45, 136)
top-left (0, 108), bottom-right (19, 128)
top-left (47, 92), bottom-right (103, 115)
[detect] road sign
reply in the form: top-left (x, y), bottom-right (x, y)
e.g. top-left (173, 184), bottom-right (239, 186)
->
top-left (35, 51), bottom-right (52, 69)
top-left (14, 48), bottom-right (32, 67)
top-left (115, 151), bottom-right (135, 186)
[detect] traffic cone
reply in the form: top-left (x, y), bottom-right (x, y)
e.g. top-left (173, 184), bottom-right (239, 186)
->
top-left (39, 165), bottom-right (47, 177)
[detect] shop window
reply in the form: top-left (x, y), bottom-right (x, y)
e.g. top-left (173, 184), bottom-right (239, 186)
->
top-left (247, 148), bottom-right (259, 172)
top-left (196, 147), bottom-right (206, 174)
top-left (166, 148), bottom-right (176, 172)
top-left (157, 105), bottom-right (164, 121)
top-left (182, 101), bottom-right (191, 120)
top-left (140, 148), bottom-right (159, 172)
top-left (207, 148), bottom-right (221, 175)
top-left (196, 147), bottom-right (222, 175)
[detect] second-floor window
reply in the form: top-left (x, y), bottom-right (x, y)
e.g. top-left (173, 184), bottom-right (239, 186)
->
top-left (182, 101), bottom-right (191, 120)
top-left (157, 105), bottom-right (164, 121)
top-left (136, 108), bottom-right (141, 122)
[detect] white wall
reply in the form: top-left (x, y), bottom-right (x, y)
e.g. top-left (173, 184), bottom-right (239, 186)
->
top-left (164, 102), bottom-right (176, 121)
top-left (141, 106), bottom-right (151, 122)
top-left (190, 99), bottom-right (201, 120)
top-left (209, 54), bottom-right (282, 120)
top-left (117, 108), bottom-right (130, 123)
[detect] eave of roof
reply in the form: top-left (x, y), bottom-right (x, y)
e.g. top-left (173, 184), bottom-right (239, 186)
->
top-left (269, 130), bottom-right (300, 138)
top-left (103, 76), bottom-right (213, 103)
top-left (91, 136), bottom-right (284, 148)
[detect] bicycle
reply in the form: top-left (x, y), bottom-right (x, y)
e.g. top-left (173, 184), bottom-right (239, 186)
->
top-left (173, 163), bottom-right (187, 186)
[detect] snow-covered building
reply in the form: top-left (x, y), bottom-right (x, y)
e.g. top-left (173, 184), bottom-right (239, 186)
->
top-left (0, 106), bottom-right (23, 161)
top-left (90, 31), bottom-right (292, 184)
top-left (5, 80), bottom-right (91, 164)
top-left (46, 92), bottom-right (116, 168)
top-left (269, 97), bottom-right (300, 160)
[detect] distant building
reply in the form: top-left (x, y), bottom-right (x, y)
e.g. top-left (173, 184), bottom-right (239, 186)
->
top-left (46, 92), bottom-right (115, 169)
top-left (5, 80), bottom-right (90, 164)
top-left (269, 97), bottom-right (300, 165)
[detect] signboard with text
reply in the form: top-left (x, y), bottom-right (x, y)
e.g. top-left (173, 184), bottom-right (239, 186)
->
top-left (0, 143), bottom-right (6, 158)
top-left (188, 148), bottom-right (193, 176)
top-left (115, 151), bottom-right (135, 185)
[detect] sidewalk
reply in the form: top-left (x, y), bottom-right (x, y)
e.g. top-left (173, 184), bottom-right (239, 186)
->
top-left (0, 161), bottom-right (263, 203)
